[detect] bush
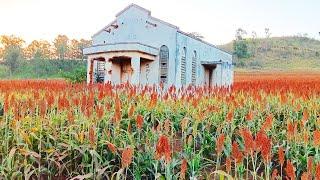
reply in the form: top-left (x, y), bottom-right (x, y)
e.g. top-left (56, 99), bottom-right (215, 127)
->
top-left (235, 60), bottom-right (246, 68)
top-left (249, 60), bottom-right (263, 69)
top-left (11, 59), bottom-right (86, 78)
top-left (61, 66), bottom-right (87, 83)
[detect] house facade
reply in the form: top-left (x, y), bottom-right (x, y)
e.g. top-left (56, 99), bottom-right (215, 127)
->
top-left (84, 4), bottom-right (233, 87)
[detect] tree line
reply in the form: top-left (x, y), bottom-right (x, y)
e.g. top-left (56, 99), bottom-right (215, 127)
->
top-left (233, 28), bottom-right (272, 59)
top-left (0, 35), bottom-right (91, 75)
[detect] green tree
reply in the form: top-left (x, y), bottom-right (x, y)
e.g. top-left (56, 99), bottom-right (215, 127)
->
top-left (0, 35), bottom-right (25, 75)
top-left (4, 46), bottom-right (22, 76)
top-left (233, 40), bottom-right (251, 58)
top-left (233, 28), bottom-right (251, 58)
top-left (53, 35), bottom-right (69, 60)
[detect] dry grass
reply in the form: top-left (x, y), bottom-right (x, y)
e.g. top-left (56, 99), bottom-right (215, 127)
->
top-left (234, 70), bottom-right (320, 82)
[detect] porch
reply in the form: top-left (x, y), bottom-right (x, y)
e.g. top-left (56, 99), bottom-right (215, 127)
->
top-left (84, 42), bottom-right (158, 84)
top-left (201, 60), bottom-right (222, 87)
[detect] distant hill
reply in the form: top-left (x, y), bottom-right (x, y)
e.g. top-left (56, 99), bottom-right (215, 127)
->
top-left (218, 36), bottom-right (320, 70)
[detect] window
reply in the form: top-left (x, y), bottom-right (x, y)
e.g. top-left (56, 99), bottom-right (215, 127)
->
top-left (191, 50), bottom-right (197, 85)
top-left (181, 47), bottom-right (187, 85)
top-left (159, 45), bottom-right (169, 83)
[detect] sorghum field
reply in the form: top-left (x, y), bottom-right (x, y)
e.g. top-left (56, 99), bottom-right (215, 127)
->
top-left (0, 72), bottom-right (320, 179)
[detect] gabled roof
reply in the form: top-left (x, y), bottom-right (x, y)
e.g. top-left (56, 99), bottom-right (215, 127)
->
top-left (93, 20), bottom-right (117, 37)
top-left (177, 31), bottom-right (232, 56)
top-left (116, 3), bottom-right (151, 17)
top-left (93, 4), bottom-right (178, 37)
top-left (150, 16), bottom-right (179, 29)
top-left (91, 4), bottom-right (232, 56)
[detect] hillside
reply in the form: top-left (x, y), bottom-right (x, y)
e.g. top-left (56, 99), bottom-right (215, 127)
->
top-left (218, 36), bottom-right (320, 70)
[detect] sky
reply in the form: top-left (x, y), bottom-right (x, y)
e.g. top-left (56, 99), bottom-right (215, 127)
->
top-left (0, 0), bottom-right (319, 45)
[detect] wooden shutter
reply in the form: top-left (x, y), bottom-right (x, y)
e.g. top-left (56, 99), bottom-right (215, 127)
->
top-left (159, 45), bottom-right (169, 83)
top-left (191, 51), bottom-right (197, 85)
top-left (96, 61), bottom-right (105, 82)
top-left (181, 47), bottom-right (187, 85)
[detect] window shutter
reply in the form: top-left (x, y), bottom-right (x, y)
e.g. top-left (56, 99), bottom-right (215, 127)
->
top-left (96, 61), bottom-right (106, 82)
top-left (159, 45), bottom-right (169, 83)
top-left (191, 51), bottom-right (197, 85)
top-left (181, 47), bottom-right (187, 85)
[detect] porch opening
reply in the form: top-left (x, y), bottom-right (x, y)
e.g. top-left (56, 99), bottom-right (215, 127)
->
top-left (203, 64), bottom-right (216, 87)
top-left (110, 56), bottom-right (132, 84)
top-left (89, 57), bottom-right (106, 84)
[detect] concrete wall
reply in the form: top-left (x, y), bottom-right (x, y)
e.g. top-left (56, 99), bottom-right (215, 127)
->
top-left (88, 4), bottom-right (233, 87)
top-left (175, 32), bottom-right (233, 87)
top-left (92, 5), bottom-right (178, 85)
top-left (140, 60), bottom-right (152, 85)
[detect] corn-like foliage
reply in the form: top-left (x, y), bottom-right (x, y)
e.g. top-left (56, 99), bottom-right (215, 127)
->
top-left (0, 72), bottom-right (320, 179)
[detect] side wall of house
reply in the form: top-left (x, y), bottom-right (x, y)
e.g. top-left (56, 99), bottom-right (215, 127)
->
top-left (176, 32), bottom-right (233, 87)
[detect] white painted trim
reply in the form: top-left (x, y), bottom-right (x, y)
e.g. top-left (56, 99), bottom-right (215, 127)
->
top-left (83, 42), bottom-right (159, 56)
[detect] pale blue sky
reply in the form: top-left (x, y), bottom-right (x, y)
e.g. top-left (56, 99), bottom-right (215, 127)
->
top-left (0, 0), bottom-right (319, 45)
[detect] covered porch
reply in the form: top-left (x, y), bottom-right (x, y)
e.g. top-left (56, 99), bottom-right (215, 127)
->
top-left (84, 42), bottom-right (158, 85)
top-left (201, 60), bottom-right (222, 87)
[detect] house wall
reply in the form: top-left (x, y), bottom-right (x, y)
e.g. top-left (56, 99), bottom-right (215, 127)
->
top-left (140, 60), bottom-right (152, 85)
top-left (89, 5), bottom-right (233, 87)
top-left (92, 5), bottom-right (178, 85)
top-left (176, 32), bottom-right (233, 87)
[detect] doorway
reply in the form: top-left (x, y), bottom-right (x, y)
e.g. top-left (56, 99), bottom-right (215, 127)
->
top-left (110, 56), bottom-right (132, 84)
top-left (96, 60), bottom-right (106, 83)
top-left (204, 68), bottom-right (212, 86)
top-left (203, 64), bottom-right (216, 87)
top-left (89, 57), bottom-right (106, 83)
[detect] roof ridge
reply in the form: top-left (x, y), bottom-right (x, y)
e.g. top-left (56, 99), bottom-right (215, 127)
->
top-left (116, 3), bottom-right (151, 17)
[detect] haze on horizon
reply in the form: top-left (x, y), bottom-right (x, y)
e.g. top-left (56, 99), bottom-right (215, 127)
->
top-left (0, 0), bottom-right (319, 45)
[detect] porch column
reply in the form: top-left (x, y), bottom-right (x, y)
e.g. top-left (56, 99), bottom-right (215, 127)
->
top-left (104, 59), bottom-right (112, 83)
top-left (131, 56), bottom-right (140, 85)
top-left (213, 64), bottom-right (223, 86)
top-left (87, 59), bottom-right (93, 84)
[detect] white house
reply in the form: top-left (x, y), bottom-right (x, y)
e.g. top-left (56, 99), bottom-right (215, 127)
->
top-left (84, 4), bottom-right (233, 87)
